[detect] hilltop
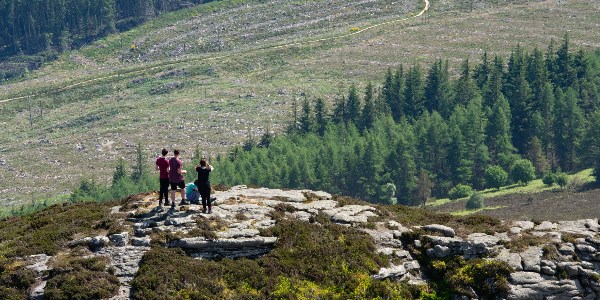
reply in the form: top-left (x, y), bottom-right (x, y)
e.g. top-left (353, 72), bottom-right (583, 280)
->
top-left (1, 186), bottom-right (598, 299)
top-left (1, 0), bottom-right (600, 207)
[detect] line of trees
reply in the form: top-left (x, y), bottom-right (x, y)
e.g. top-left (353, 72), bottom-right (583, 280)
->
top-left (211, 36), bottom-right (600, 205)
top-left (0, 0), bottom-right (204, 62)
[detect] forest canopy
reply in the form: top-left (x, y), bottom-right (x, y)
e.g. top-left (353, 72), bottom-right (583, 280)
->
top-left (210, 36), bottom-right (600, 205)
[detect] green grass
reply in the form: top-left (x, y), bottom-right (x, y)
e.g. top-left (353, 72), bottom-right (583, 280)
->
top-left (427, 169), bottom-right (595, 207)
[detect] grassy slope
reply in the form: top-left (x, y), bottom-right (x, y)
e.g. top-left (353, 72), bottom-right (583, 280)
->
top-left (1, 0), bottom-right (600, 209)
top-left (429, 169), bottom-right (600, 221)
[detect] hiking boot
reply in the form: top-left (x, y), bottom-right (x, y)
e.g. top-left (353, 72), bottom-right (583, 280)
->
top-left (171, 202), bottom-right (175, 209)
top-left (159, 200), bottom-right (163, 206)
top-left (208, 206), bottom-right (212, 214)
top-left (179, 200), bottom-right (188, 206)
top-left (202, 208), bottom-right (207, 214)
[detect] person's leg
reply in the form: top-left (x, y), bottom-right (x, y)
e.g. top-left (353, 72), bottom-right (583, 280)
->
top-left (170, 182), bottom-right (177, 208)
top-left (206, 185), bottom-right (212, 213)
top-left (179, 181), bottom-right (187, 205)
top-left (162, 179), bottom-right (170, 205)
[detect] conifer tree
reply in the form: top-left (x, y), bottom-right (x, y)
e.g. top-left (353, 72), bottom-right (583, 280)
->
top-left (299, 97), bottom-right (313, 134)
top-left (504, 45), bottom-right (533, 154)
top-left (554, 88), bottom-right (584, 171)
top-left (425, 60), bottom-right (452, 117)
top-left (314, 98), bottom-right (328, 135)
top-left (360, 82), bottom-right (376, 130)
top-left (454, 59), bottom-right (480, 107)
top-left (131, 142), bottom-right (146, 182)
top-left (389, 65), bottom-right (405, 122)
top-left (474, 51), bottom-right (491, 90)
top-left (346, 85), bottom-right (361, 124)
top-left (404, 65), bottom-right (425, 118)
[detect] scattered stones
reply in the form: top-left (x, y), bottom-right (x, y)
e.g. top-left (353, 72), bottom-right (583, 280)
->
top-left (131, 237), bottom-right (151, 247)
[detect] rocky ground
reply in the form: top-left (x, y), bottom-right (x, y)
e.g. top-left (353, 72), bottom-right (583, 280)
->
top-left (21, 186), bottom-right (600, 299)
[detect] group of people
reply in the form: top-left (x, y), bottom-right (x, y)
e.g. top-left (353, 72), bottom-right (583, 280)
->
top-left (155, 148), bottom-right (214, 213)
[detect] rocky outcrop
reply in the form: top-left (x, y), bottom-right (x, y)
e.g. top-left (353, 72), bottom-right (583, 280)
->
top-left (17, 186), bottom-right (600, 299)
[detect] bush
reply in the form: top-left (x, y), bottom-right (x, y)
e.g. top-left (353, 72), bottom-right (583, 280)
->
top-left (465, 192), bottom-right (484, 210)
top-left (45, 256), bottom-right (119, 300)
top-left (448, 184), bottom-right (473, 200)
top-left (484, 165), bottom-right (508, 191)
top-left (542, 173), bottom-right (556, 186)
top-left (510, 159), bottom-right (536, 185)
top-left (555, 172), bottom-right (569, 189)
top-left (131, 220), bottom-right (409, 299)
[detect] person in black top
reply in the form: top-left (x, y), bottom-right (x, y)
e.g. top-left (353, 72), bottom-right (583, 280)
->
top-left (195, 158), bottom-right (214, 213)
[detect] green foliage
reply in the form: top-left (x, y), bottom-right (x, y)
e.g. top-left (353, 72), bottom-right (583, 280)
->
top-left (0, 261), bottom-right (37, 299)
top-left (45, 256), bottom-right (119, 300)
top-left (131, 219), bottom-right (411, 299)
top-left (510, 159), bottom-right (536, 185)
top-left (448, 184), bottom-right (473, 200)
top-left (542, 173), bottom-right (556, 186)
top-left (555, 172), bottom-right (569, 189)
top-left (484, 165), bottom-right (508, 190)
top-left (465, 192), bottom-right (484, 210)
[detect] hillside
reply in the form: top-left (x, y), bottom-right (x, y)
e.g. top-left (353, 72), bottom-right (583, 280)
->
top-left (1, 186), bottom-right (598, 299)
top-left (1, 0), bottom-right (600, 208)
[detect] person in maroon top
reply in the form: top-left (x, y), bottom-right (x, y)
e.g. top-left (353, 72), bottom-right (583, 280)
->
top-left (169, 149), bottom-right (187, 208)
top-left (155, 148), bottom-right (170, 206)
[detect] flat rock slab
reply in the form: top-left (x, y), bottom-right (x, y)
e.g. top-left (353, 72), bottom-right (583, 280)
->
top-left (520, 246), bottom-right (542, 272)
top-left (510, 272), bottom-right (545, 285)
top-left (214, 186), bottom-right (331, 203)
top-left (171, 236), bottom-right (278, 250)
top-left (420, 224), bottom-right (455, 237)
top-left (495, 248), bottom-right (523, 271)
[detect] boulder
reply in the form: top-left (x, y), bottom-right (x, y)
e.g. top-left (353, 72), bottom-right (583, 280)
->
top-left (520, 246), bottom-right (542, 272)
top-left (495, 248), bottom-right (523, 271)
top-left (90, 236), bottom-right (110, 249)
top-left (535, 221), bottom-right (557, 231)
top-left (109, 232), bottom-right (129, 247)
top-left (427, 245), bottom-right (450, 258)
top-left (420, 224), bottom-right (455, 237)
top-left (510, 272), bottom-right (545, 285)
top-left (373, 264), bottom-right (406, 279)
top-left (131, 237), bottom-right (152, 247)
top-left (514, 221), bottom-right (535, 230)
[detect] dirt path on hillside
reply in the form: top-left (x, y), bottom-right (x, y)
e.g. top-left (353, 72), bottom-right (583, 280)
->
top-left (0, 0), bottom-right (430, 105)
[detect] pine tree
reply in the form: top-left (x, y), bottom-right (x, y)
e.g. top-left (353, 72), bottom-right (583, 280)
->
top-left (504, 45), bottom-right (533, 154)
top-left (425, 60), bottom-right (452, 117)
top-left (554, 88), bottom-right (584, 171)
top-left (131, 142), bottom-right (146, 182)
top-left (299, 97), bottom-right (313, 133)
top-left (474, 51), bottom-right (491, 90)
top-left (314, 98), bottom-right (328, 135)
top-left (389, 65), bottom-right (405, 122)
top-left (113, 157), bottom-right (127, 185)
top-left (404, 65), bottom-right (425, 118)
top-left (580, 110), bottom-right (600, 183)
top-left (555, 34), bottom-right (577, 89)
top-left (360, 82), bottom-right (376, 130)
top-left (454, 59), bottom-right (480, 107)
top-left (485, 94), bottom-right (515, 169)
top-left (346, 85), bottom-right (361, 124)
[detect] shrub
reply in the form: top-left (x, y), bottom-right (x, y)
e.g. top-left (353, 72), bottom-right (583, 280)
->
top-left (510, 159), bottom-right (536, 185)
top-left (542, 173), bottom-right (556, 186)
top-left (465, 192), bottom-right (484, 210)
top-left (484, 165), bottom-right (508, 191)
top-left (448, 184), bottom-right (473, 200)
top-left (555, 172), bottom-right (569, 189)
top-left (131, 220), bottom-right (404, 299)
top-left (45, 256), bottom-right (119, 300)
